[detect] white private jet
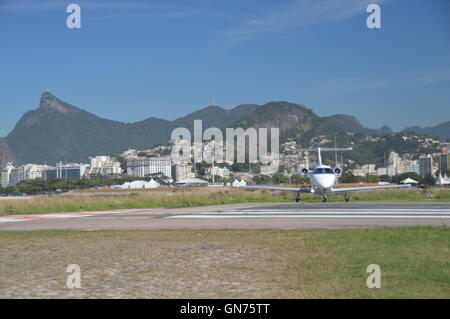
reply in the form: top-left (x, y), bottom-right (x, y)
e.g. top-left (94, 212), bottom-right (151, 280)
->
top-left (243, 147), bottom-right (413, 202)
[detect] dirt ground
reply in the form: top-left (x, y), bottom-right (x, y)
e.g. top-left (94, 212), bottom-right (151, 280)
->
top-left (0, 230), bottom-right (287, 298)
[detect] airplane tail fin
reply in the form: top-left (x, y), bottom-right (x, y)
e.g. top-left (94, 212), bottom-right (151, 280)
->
top-left (299, 147), bottom-right (352, 166)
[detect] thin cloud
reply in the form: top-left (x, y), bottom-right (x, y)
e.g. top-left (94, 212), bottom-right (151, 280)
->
top-left (0, 0), bottom-right (172, 12)
top-left (222, 0), bottom-right (389, 41)
top-left (0, 0), bottom-right (63, 12)
top-left (0, 0), bottom-right (232, 20)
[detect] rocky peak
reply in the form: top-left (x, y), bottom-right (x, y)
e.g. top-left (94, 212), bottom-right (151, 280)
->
top-left (39, 92), bottom-right (72, 113)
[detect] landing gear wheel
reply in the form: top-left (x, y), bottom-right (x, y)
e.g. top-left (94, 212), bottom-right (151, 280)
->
top-left (321, 195), bottom-right (328, 203)
top-left (344, 192), bottom-right (350, 202)
top-left (295, 193), bottom-right (301, 203)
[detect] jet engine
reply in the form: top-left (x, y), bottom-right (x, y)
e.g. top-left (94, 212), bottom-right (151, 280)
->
top-left (301, 168), bottom-right (310, 177)
top-left (333, 167), bottom-right (342, 177)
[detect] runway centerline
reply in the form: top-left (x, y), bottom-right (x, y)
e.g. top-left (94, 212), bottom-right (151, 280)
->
top-left (166, 210), bottom-right (450, 219)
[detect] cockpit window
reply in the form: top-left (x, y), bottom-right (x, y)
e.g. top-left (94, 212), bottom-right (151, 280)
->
top-left (312, 168), bottom-right (334, 174)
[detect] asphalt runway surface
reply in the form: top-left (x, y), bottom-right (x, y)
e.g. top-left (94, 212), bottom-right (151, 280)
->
top-left (0, 202), bottom-right (449, 231)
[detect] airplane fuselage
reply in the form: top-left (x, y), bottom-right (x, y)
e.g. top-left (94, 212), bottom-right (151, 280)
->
top-left (309, 165), bottom-right (337, 194)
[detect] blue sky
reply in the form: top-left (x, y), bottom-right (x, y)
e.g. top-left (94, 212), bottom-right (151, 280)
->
top-left (0, 0), bottom-right (449, 136)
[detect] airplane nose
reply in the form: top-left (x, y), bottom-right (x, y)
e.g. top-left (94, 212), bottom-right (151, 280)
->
top-left (322, 181), bottom-right (333, 188)
top-left (314, 175), bottom-right (335, 189)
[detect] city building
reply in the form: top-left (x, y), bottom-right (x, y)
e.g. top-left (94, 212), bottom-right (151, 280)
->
top-left (122, 149), bottom-right (139, 159)
top-left (419, 155), bottom-right (433, 177)
top-left (24, 164), bottom-right (52, 180)
top-left (352, 164), bottom-right (376, 176)
top-left (127, 157), bottom-right (172, 179)
top-left (438, 152), bottom-right (449, 172)
top-left (209, 166), bottom-right (230, 179)
top-left (171, 162), bottom-right (194, 182)
top-left (376, 153), bottom-right (420, 177)
top-left (377, 167), bottom-right (387, 176)
top-left (89, 156), bottom-right (122, 176)
top-left (9, 167), bottom-right (24, 186)
top-left (388, 151), bottom-right (401, 168)
top-left (409, 163), bottom-right (420, 175)
top-left (45, 163), bottom-right (89, 181)
top-left (0, 163), bottom-right (14, 188)
top-left (7, 164), bottom-right (52, 186)
top-left (203, 140), bottom-right (225, 164)
top-left (387, 166), bottom-right (398, 177)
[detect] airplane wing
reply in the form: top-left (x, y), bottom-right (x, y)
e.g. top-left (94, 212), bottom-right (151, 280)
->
top-left (241, 185), bottom-right (313, 193)
top-left (331, 184), bottom-right (412, 193)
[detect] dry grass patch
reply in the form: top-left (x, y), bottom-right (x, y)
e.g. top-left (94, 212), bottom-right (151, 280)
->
top-left (0, 227), bottom-right (448, 298)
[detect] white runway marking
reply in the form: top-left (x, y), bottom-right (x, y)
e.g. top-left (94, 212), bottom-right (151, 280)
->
top-left (167, 215), bottom-right (450, 219)
top-left (166, 209), bottom-right (450, 219)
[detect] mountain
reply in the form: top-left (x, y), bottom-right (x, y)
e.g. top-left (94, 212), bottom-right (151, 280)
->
top-left (231, 101), bottom-right (346, 145)
top-left (378, 125), bottom-right (393, 134)
top-left (171, 104), bottom-right (259, 133)
top-left (5, 92), bottom-right (449, 166)
top-left (326, 113), bottom-right (450, 140)
top-left (5, 93), bottom-right (258, 164)
top-left (403, 121), bottom-right (450, 140)
top-left (324, 114), bottom-right (392, 135)
top-left (229, 103), bottom-right (441, 166)
top-left (233, 101), bottom-right (317, 131)
top-left (0, 137), bottom-right (17, 165)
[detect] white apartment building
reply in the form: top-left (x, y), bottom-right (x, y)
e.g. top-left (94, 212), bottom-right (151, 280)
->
top-left (387, 166), bottom-right (398, 176)
top-left (8, 164), bottom-right (52, 186)
top-left (378, 162), bottom-right (421, 176)
top-left (377, 166), bottom-right (402, 177)
top-left (210, 166), bottom-right (230, 179)
top-left (9, 167), bottom-right (23, 186)
top-left (89, 156), bottom-right (122, 176)
top-left (121, 149), bottom-right (139, 159)
top-left (0, 163), bottom-right (14, 188)
top-left (127, 157), bottom-right (172, 179)
top-left (377, 152), bottom-right (421, 177)
top-left (25, 164), bottom-right (52, 180)
top-left (352, 164), bottom-right (376, 176)
top-left (388, 151), bottom-right (401, 168)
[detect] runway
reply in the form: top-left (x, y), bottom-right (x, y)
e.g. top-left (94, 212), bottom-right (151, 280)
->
top-left (0, 202), bottom-right (449, 231)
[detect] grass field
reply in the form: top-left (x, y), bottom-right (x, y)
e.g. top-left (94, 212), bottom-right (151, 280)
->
top-left (0, 187), bottom-right (449, 216)
top-left (0, 227), bottom-right (448, 298)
